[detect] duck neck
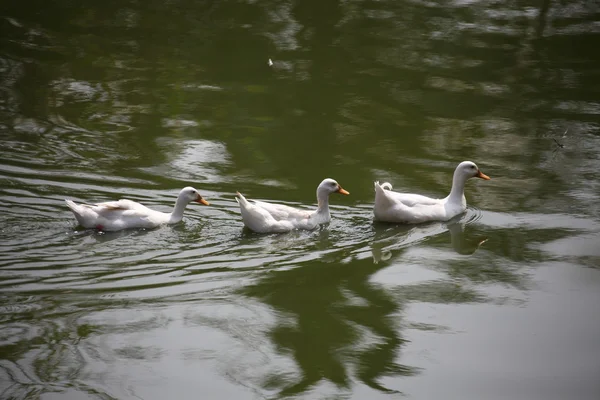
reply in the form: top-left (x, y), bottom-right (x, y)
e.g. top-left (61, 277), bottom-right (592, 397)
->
top-left (316, 191), bottom-right (330, 215)
top-left (447, 171), bottom-right (467, 204)
top-left (169, 196), bottom-right (188, 223)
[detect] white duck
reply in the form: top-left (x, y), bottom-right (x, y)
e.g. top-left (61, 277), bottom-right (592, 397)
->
top-left (65, 186), bottom-right (210, 231)
top-left (373, 161), bottom-right (490, 224)
top-left (235, 178), bottom-right (350, 233)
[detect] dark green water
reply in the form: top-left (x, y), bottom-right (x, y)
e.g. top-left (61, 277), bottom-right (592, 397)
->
top-left (1, 1), bottom-right (599, 399)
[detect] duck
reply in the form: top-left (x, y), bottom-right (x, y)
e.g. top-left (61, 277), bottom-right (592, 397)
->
top-left (65, 186), bottom-right (210, 231)
top-left (235, 178), bottom-right (350, 233)
top-left (373, 161), bottom-right (490, 224)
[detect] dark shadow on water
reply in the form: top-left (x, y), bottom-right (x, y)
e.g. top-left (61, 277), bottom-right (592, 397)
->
top-left (240, 255), bottom-right (417, 396)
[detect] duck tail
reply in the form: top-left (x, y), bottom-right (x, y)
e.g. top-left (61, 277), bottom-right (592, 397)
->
top-left (65, 199), bottom-right (82, 215)
top-left (65, 199), bottom-right (80, 213)
top-left (65, 199), bottom-right (86, 225)
top-left (235, 192), bottom-right (248, 207)
top-left (374, 181), bottom-right (393, 192)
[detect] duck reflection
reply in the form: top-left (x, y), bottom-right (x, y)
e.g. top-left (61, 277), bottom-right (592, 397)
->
top-left (371, 219), bottom-right (488, 264)
top-left (70, 225), bottom-right (156, 245)
top-left (371, 217), bottom-right (526, 289)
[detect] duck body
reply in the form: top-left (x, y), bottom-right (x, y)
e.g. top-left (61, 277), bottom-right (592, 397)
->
top-left (235, 178), bottom-right (349, 233)
top-left (65, 186), bottom-right (209, 231)
top-left (374, 161), bottom-right (490, 224)
top-left (373, 185), bottom-right (466, 224)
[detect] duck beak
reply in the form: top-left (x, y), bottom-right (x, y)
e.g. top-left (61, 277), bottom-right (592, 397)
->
top-left (476, 170), bottom-right (491, 180)
top-left (337, 186), bottom-right (350, 195)
top-left (196, 195), bottom-right (210, 205)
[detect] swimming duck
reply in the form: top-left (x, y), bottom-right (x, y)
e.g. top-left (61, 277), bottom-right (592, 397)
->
top-left (373, 161), bottom-right (490, 224)
top-left (65, 186), bottom-right (209, 231)
top-left (235, 178), bottom-right (349, 233)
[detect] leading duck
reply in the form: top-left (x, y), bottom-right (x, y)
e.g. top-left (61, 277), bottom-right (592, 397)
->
top-left (373, 161), bottom-right (490, 224)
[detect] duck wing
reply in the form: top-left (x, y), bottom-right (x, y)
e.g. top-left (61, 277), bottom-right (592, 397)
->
top-left (65, 198), bottom-right (156, 230)
top-left (252, 199), bottom-right (312, 221)
top-left (90, 199), bottom-right (151, 212)
top-left (375, 182), bottom-right (439, 207)
top-left (86, 200), bottom-right (155, 223)
top-left (235, 193), bottom-right (296, 233)
top-left (385, 191), bottom-right (441, 207)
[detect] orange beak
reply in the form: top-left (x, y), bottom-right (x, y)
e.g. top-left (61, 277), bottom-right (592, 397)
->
top-left (476, 170), bottom-right (491, 180)
top-left (196, 195), bottom-right (210, 205)
top-left (337, 186), bottom-right (350, 195)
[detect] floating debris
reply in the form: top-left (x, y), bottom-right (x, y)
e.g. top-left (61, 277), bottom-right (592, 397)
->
top-left (553, 138), bottom-right (565, 149)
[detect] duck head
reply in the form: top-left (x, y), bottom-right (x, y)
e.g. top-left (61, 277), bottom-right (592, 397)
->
top-left (315, 178), bottom-right (349, 210)
top-left (317, 178), bottom-right (350, 197)
top-left (456, 161), bottom-right (490, 181)
top-left (180, 186), bottom-right (210, 205)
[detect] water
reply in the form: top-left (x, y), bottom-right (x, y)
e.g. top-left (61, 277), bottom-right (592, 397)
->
top-left (1, 1), bottom-right (600, 399)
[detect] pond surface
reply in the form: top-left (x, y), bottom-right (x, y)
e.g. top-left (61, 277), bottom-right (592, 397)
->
top-left (1, 1), bottom-right (599, 399)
